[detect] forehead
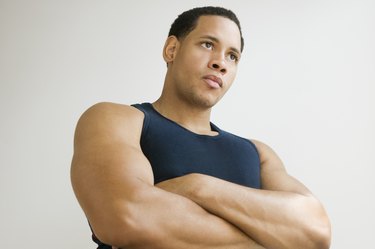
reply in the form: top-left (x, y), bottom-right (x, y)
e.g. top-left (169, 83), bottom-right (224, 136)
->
top-left (186, 15), bottom-right (241, 52)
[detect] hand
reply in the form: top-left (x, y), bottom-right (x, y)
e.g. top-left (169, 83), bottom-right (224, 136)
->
top-left (155, 173), bottom-right (205, 199)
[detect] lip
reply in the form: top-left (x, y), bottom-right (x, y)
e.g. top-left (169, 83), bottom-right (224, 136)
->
top-left (203, 75), bottom-right (223, 88)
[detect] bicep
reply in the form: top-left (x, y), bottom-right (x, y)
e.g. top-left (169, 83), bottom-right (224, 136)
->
top-left (252, 139), bottom-right (312, 196)
top-left (70, 103), bottom-right (153, 240)
top-left (71, 142), bottom-right (154, 212)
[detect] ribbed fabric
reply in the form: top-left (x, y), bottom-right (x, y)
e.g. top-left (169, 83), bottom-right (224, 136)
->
top-left (133, 103), bottom-right (261, 188)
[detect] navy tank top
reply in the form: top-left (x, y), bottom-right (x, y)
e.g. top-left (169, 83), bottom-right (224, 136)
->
top-left (133, 103), bottom-right (261, 188)
top-left (93, 102), bottom-right (261, 248)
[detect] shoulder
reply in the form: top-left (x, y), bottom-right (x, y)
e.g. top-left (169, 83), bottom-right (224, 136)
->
top-left (249, 139), bottom-right (283, 166)
top-left (79, 102), bottom-right (143, 122)
top-left (250, 139), bottom-right (272, 153)
top-left (74, 102), bottom-right (145, 146)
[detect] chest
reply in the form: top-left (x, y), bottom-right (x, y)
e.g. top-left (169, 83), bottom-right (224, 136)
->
top-left (141, 131), bottom-right (261, 188)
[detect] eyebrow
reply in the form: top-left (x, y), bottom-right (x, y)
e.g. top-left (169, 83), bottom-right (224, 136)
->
top-left (199, 35), bottom-right (241, 55)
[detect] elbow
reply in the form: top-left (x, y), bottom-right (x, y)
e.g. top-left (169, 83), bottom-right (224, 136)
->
top-left (91, 212), bottom-right (138, 247)
top-left (303, 198), bottom-right (332, 249)
top-left (307, 220), bottom-right (331, 249)
top-left (90, 196), bottom-right (163, 247)
top-left (311, 215), bottom-right (332, 249)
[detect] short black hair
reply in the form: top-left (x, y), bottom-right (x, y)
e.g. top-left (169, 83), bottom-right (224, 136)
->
top-left (168, 6), bottom-right (244, 52)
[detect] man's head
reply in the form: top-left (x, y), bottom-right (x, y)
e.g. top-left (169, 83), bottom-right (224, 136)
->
top-left (168, 6), bottom-right (244, 52)
top-left (161, 7), bottom-right (243, 109)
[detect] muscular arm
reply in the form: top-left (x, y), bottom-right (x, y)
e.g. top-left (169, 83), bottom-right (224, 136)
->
top-left (70, 103), bottom-right (263, 249)
top-left (157, 140), bottom-right (331, 249)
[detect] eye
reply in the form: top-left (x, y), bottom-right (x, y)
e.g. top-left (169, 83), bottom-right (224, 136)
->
top-left (201, 41), bottom-right (213, 49)
top-left (228, 53), bottom-right (239, 62)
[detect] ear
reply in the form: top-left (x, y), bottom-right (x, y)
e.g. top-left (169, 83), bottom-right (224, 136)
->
top-left (163, 36), bottom-right (179, 64)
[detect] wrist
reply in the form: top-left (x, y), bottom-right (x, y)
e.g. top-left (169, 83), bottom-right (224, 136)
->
top-left (187, 173), bottom-right (214, 205)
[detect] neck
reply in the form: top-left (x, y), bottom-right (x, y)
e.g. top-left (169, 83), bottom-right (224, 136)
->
top-left (152, 97), bottom-right (216, 136)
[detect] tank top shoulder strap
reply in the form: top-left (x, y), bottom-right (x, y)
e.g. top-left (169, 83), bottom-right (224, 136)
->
top-left (131, 103), bottom-right (153, 141)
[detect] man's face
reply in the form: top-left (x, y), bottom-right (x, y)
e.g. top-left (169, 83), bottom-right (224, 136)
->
top-left (167, 15), bottom-right (242, 108)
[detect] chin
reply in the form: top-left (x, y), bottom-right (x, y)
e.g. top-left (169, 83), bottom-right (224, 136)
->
top-left (190, 96), bottom-right (221, 109)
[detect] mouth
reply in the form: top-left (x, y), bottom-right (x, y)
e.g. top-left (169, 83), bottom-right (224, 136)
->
top-left (203, 75), bottom-right (223, 89)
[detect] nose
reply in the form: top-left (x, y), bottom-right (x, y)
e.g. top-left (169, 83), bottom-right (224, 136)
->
top-left (208, 54), bottom-right (227, 74)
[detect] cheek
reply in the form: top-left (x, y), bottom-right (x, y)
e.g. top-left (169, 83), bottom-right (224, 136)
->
top-left (177, 54), bottom-right (206, 79)
top-left (224, 68), bottom-right (237, 87)
top-left (180, 48), bottom-right (207, 67)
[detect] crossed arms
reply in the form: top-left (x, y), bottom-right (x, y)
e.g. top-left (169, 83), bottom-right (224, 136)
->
top-left (70, 102), bottom-right (331, 249)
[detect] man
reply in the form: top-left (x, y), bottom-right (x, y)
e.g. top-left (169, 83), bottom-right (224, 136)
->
top-left (71, 6), bottom-right (331, 249)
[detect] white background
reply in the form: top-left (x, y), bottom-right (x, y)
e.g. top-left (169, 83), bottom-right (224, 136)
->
top-left (0, 0), bottom-right (374, 248)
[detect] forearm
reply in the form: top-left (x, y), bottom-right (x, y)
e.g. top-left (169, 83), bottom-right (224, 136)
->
top-left (106, 184), bottom-right (264, 249)
top-left (186, 175), bottom-right (330, 249)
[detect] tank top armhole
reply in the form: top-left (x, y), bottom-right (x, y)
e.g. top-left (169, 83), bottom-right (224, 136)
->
top-left (131, 103), bottom-right (150, 142)
top-left (244, 138), bottom-right (261, 165)
top-left (220, 130), bottom-right (261, 168)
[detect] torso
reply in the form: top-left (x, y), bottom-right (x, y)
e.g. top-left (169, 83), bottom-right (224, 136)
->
top-left (133, 102), bottom-right (261, 188)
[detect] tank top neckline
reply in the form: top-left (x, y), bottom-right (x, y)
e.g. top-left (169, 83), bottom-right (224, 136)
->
top-left (143, 102), bottom-right (223, 138)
